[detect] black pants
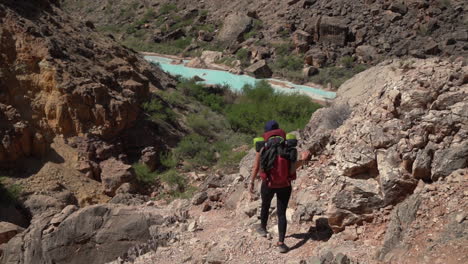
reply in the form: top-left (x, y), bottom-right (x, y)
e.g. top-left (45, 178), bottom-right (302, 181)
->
top-left (260, 181), bottom-right (292, 243)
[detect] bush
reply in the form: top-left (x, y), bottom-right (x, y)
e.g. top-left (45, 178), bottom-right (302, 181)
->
top-left (160, 151), bottom-right (178, 169)
top-left (272, 55), bottom-right (304, 71)
top-left (142, 98), bottom-right (177, 125)
top-left (178, 79), bottom-right (229, 112)
top-left (322, 103), bottom-right (352, 129)
top-left (226, 81), bottom-right (321, 135)
top-left (236, 48), bottom-right (250, 67)
top-left (174, 134), bottom-right (216, 167)
top-left (340, 56), bottom-right (355, 69)
top-left (0, 177), bottom-right (21, 206)
top-left (132, 163), bottom-right (158, 184)
top-left (159, 3), bottom-right (178, 15)
top-left (159, 169), bottom-right (187, 191)
top-left (309, 64), bottom-right (368, 89)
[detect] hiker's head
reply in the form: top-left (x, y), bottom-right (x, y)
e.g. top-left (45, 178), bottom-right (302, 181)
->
top-left (264, 120), bottom-right (279, 132)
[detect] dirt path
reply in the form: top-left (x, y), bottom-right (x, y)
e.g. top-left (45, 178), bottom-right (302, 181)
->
top-left (133, 203), bottom-right (327, 264)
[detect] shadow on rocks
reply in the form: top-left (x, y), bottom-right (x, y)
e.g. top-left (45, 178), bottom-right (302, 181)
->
top-left (288, 217), bottom-right (334, 251)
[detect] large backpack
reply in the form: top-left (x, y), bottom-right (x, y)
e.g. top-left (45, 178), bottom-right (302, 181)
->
top-left (255, 129), bottom-right (297, 188)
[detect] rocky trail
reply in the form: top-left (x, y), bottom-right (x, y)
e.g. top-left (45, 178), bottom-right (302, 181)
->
top-left (1, 1), bottom-right (467, 264)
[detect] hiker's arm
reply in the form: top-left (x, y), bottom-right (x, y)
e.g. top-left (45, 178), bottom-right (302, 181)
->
top-left (295, 150), bottom-right (311, 170)
top-left (249, 152), bottom-right (261, 192)
top-left (250, 152), bottom-right (261, 182)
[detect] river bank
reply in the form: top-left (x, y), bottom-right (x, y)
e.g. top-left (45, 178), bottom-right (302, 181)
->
top-left (142, 53), bottom-right (336, 103)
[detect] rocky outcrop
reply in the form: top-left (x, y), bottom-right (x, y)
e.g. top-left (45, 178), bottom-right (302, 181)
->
top-left (0, 0), bottom-right (173, 166)
top-left (0, 203), bottom-right (181, 264)
top-left (100, 158), bottom-right (136, 196)
top-left (300, 58), bottom-right (467, 232)
top-left (217, 12), bottom-right (252, 43)
top-left (245, 60), bottom-right (273, 78)
top-left (0, 222), bottom-right (24, 245)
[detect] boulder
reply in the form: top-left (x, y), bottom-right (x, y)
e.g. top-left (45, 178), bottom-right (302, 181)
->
top-left (0, 204), bottom-right (167, 264)
top-left (378, 194), bottom-right (421, 260)
top-left (0, 222), bottom-right (24, 245)
top-left (198, 30), bottom-right (213, 42)
top-left (191, 191), bottom-right (208, 205)
top-left (431, 142), bottom-right (468, 181)
top-left (245, 60), bottom-right (272, 78)
top-left (292, 30), bottom-right (313, 52)
top-left (99, 158), bottom-right (135, 196)
top-left (303, 66), bottom-right (318, 77)
top-left (355, 45), bottom-right (379, 63)
top-left (328, 178), bottom-right (383, 232)
top-left (140, 146), bottom-right (157, 172)
top-left (412, 143), bottom-right (435, 181)
top-left (186, 57), bottom-right (208, 69)
top-left (318, 16), bottom-right (348, 46)
top-left (200, 51), bottom-right (223, 64)
top-left (217, 13), bottom-right (252, 43)
top-left (377, 148), bottom-right (418, 205)
top-left (304, 49), bottom-right (327, 67)
top-left (389, 2), bottom-right (408, 15)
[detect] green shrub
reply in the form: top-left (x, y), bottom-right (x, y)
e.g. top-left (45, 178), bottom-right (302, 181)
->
top-left (160, 151), bottom-right (178, 169)
top-left (142, 98), bottom-right (177, 125)
top-left (174, 134), bottom-right (216, 167)
top-left (226, 81), bottom-right (321, 135)
top-left (309, 64), bottom-right (368, 89)
top-left (132, 163), bottom-right (158, 184)
top-left (0, 178), bottom-right (21, 206)
top-left (160, 3), bottom-right (178, 15)
top-left (272, 55), bottom-right (303, 71)
top-left (273, 42), bottom-right (294, 57)
top-left (340, 56), bottom-right (355, 68)
top-left (177, 79), bottom-right (228, 112)
top-left (236, 48), bottom-right (250, 67)
top-left (159, 169), bottom-right (186, 191)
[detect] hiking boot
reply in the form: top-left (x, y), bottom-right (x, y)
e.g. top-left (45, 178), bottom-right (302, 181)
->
top-left (256, 226), bottom-right (268, 237)
top-left (277, 242), bottom-right (289, 253)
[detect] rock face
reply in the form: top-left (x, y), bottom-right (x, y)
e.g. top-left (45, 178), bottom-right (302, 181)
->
top-left (0, 0), bottom-right (172, 166)
top-left (100, 158), bottom-right (136, 196)
top-left (0, 204), bottom-right (172, 264)
top-left (0, 222), bottom-right (24, 245)
top-left (217, 12), bottom-right (252, 43)
top-left (300, 58), bottom-right (468, 232)
top-left (245, 60), bottom-right (273, 78)
top-left (63, 0), bottom-right (468, 68)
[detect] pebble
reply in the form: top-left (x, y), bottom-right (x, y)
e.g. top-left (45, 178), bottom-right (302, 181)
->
top-left (455, 213), bottom-right (466, 223)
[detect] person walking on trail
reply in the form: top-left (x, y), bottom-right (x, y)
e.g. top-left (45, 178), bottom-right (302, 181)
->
top-left (249, 120), bottom-right (310, 253)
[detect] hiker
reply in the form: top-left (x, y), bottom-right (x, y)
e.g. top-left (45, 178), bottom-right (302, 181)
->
top-left (249, 120), bottom-right (310, 253)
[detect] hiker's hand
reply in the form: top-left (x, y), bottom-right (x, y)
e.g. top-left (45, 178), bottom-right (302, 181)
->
top-left (300, 150), bottom-right (311, 161)
top-left (249, 181), bottom-right (255, 194)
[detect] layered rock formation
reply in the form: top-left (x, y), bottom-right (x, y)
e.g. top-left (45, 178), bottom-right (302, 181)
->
top-left (300, 58), bottom-right (467, 232)
top-left (0, 0), bottom-right (172, 166)
top-left (63, 0), bottom-right (468, 65)
top-left (1, 203), bottom-right (187, 264)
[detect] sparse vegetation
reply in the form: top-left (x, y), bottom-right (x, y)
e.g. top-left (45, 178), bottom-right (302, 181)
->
top-left (309, 64), bottom-right (369, 89)
top-left (142, 97), bottom-right (178, 126)
top-left (322, 103), bottom-right (352, 129)
top-left (0, 177), bottom-right (22, 206)
top-left (159, 3), bottom-right (178, 15)
top-left (226, 81), bottom-right (321, 135)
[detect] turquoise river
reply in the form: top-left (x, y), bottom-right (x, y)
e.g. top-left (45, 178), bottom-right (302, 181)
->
top-left (144, 55), bottom-right (336, 101)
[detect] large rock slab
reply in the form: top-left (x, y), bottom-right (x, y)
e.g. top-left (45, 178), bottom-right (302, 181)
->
top-left (318, 16), bottom-right (348, 46)
top-left (100, 158), bottom-right (135, 196)
top-left (245, 60), bottom-right (272, 78)
top-left (0, 204), bottom-right (166, 264)
top-left (0, 222), bottom-right (24, 245)
top-left (377, 148), bottom-right (418, 205)
top-left (217, 13), bottom-right (252, 43)
top-left (431, 142), bottom-right (468, 181)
